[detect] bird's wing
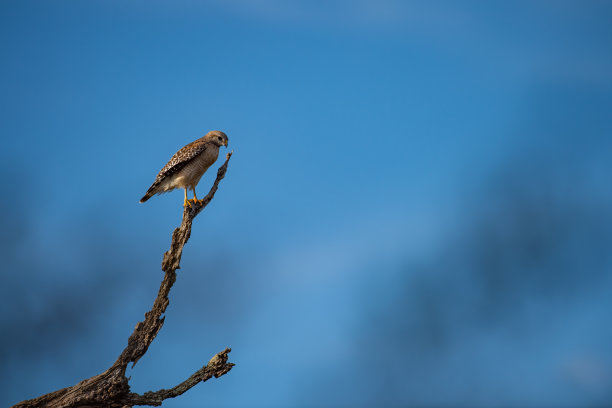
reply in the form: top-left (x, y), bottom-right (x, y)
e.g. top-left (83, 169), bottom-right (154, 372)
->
top-left (147, 139), bottom-right (209, 191)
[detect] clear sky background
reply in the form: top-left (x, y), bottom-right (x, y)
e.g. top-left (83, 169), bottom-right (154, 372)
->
top-left (1, 1), bottom-right (611, 407)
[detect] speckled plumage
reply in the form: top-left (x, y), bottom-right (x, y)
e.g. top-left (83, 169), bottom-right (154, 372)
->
top-left (140, 130), bottom-right (229, 204)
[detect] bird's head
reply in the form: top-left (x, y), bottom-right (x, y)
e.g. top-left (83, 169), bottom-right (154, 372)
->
top-left (205, 130), bottom-right (229, 147)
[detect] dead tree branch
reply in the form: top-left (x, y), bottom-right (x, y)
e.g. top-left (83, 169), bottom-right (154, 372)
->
top-left (12, 152), bottom-right (235, 408)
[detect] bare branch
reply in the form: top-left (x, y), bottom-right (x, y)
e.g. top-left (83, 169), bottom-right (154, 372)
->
top-left (128, 348), bottom-right (234, 406)
top-left (12, 152), bottom-right (235, 408)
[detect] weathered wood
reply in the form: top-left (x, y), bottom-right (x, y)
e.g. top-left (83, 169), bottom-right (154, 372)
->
top-left (12, 152), bottom-right (234, 408)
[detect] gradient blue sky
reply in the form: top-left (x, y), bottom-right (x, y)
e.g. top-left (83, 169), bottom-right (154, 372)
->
top-left (1, 1), bottom-right (612, 407)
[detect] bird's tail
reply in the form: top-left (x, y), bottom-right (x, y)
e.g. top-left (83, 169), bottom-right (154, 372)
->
top-left (140, 184), bottom-right (157, 203)
top-left (140, 180), bottom-right (162, 203)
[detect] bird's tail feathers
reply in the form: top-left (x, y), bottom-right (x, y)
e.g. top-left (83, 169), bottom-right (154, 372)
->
top-left (140, 185), bottom-right (157, 203)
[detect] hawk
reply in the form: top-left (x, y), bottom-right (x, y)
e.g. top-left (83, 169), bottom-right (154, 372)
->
top-left (140, 130), bottom-right (229, 206)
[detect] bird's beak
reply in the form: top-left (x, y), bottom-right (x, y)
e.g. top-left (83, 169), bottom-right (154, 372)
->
top-left (224, 140), bottom-right (228, 147)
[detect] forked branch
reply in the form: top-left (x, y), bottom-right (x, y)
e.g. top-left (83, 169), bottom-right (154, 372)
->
top-left (12, 151), bottom-right (235, 408)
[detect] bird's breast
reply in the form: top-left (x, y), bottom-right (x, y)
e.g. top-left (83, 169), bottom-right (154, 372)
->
top-left (194, 146), bottom-right (220, 172)
top-left (179, 145), bottom-right (220, 188)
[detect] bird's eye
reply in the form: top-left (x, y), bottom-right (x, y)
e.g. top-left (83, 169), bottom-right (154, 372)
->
top-left (217, 137), bottom-right (222, 141)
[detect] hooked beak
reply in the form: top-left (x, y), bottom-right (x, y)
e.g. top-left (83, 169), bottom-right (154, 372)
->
top-left (224, 140), bottom-right (228, 147)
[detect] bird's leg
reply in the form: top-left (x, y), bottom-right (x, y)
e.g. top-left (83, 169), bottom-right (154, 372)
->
top-left (184, 188), bottom-right (192, 208)
top-left (193, 188), bottom-right (207, 205)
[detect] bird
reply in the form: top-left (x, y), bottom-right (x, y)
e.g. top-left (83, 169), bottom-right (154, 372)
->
top-left (140, 130), bottom-right (229, 206)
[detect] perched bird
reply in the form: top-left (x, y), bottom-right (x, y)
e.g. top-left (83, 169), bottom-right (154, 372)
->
top-left (140, 130), bottom-right (229, 206)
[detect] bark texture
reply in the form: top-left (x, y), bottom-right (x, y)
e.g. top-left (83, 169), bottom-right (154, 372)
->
top-left (12, 152), bottom-right (235, 408)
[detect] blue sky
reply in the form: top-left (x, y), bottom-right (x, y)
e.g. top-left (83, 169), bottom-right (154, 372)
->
top-left (1, 1), bottom-right (612, 407)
